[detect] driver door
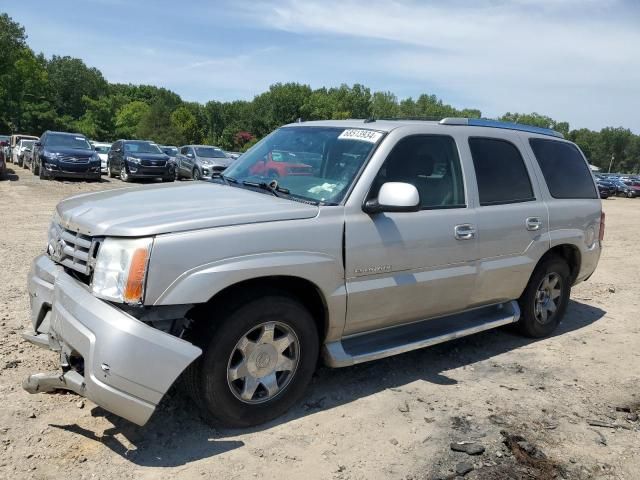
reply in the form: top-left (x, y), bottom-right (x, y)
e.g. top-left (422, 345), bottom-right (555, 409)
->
top-left (344, 134), bottom-right (479, 335)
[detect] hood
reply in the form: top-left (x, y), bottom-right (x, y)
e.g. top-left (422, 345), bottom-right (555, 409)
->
top-left (198, 156), bottom-right (232, 167)
top-left (55, 182), bottom-right (319, 237)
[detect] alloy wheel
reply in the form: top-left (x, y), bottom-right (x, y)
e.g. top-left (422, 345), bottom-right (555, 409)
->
top-left (534, 273), bottom-right (562, 324)
top-left (226, 321), bottom-right (300, 404)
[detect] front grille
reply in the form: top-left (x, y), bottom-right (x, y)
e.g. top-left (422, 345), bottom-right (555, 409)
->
top-left (48, 223), bottom-right (97, 275)
top-left (59, 155), bottom-right (90, 163)
top-left (141, 159), bottom-right (166, 167)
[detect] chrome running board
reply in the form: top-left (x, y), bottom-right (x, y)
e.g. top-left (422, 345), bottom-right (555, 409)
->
top-left (323, 301), bottom-right (520, 367)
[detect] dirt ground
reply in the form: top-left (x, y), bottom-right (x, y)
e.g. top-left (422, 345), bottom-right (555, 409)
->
top-left (0, 165), bottom-right (638, 480)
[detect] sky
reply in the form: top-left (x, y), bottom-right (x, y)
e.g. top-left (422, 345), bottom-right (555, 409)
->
top-left (3, 0), bottom-right (640, 132)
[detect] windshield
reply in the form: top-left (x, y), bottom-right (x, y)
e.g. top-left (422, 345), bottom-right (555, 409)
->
top-left (162, 146), bottom-right (178, 156)
top-left (223, 126), bottom-right (384, 204)
top-left (195, 147), bottom-right (227, 158)
top-left (124, 141), bottom-right (163, 154)
top-left (93, 144), bottom-right (111, 153)
top-left (46, 134), bottom-right (91, 150)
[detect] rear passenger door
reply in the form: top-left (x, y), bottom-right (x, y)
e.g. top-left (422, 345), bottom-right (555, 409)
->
top-left (466, 136), bottom-right (550, 307)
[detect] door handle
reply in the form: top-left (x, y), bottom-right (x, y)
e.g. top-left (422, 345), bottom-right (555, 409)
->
top-left (454, 224), bottom-right (476, 240)
top-left (526, 217), bottom-right (542, 231)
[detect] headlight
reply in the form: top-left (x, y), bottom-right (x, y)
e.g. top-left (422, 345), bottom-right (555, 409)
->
top-left (91, 153), bottom-right (101, 162)
top-left (91, 237), bottom-right (153, 304)
top-left (126, 156), bottom-right (141, 164)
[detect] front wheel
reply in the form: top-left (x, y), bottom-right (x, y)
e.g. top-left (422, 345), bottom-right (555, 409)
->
top-left (120, 165), bottom-right (131, 182)
top-left (107, 161), bottom-right (116, 178)
top-left (184, 293), bottom-right (319, 427)
top-left (38, 163), bottom-right (49, 180)
top-left (192, 168), bottom-right (201, 181)
top-left (517, 256), bottom-right (571, 338)
top-left (627, 191), bottom-right (634, 198)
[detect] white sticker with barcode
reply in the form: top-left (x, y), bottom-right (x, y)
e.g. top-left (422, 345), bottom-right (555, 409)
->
top-left (338, 129), bottom-right (383, 143)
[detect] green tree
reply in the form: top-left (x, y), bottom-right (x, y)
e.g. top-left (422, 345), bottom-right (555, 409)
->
top-left (115, 101), bottom-right (150, 139)
top-left (370, 91), bottom-right (399, 118)
top-left (47, 55), bottom-right (108, 119)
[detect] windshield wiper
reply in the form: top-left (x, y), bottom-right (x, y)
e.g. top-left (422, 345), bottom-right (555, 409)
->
top-left (211, 172), bottom-right (238, 186)
top-left (241, 180), bottom-right (290, 197)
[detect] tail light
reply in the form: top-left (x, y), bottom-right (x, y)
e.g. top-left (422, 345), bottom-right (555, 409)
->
top-left (599, 211), bottom-right (605, 242)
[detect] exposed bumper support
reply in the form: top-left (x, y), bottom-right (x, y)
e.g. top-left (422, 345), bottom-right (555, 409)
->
top-left (23, 370), bottom-right (85, 395)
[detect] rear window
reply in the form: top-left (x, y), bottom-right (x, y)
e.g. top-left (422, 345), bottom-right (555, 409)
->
top-left (529, 139), bottom-right (597, 199)
top-left (468, 137), bottom-right (535, 206)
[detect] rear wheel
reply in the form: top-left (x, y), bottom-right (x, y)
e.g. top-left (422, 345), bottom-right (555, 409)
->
top-left (517, 256), bottom-right (571, 338)
top-left (184, 293), bottom-right (319, 427)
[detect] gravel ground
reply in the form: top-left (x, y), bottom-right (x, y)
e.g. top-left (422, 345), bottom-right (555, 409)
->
top-left (0, 166), bottom-right (639, 480)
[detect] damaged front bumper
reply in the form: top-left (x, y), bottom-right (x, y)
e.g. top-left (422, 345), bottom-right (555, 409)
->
top-left (22, 254), bottom-right (202, 425)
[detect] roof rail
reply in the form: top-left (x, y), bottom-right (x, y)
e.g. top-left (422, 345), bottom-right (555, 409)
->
top-left (439, 118), bottom-right (564, 138)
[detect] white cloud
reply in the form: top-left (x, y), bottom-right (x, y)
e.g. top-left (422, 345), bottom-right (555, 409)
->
top-left (231, 0), bottom-right (640, 131)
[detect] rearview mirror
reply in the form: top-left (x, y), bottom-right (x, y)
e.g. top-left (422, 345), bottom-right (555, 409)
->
top-left (363, 182), bottom-right (420, 214)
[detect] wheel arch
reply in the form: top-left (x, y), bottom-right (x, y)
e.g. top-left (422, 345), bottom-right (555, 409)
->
top-left (538, 243), bottom-right (581, 284)
top-left (189, 275), bottom-right (330, 344)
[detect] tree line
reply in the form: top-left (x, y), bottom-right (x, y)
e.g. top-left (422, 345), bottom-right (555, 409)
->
top-left (1, 13), bottom-right (639, 172)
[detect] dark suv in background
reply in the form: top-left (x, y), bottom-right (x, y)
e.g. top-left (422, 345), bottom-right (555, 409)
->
top-left (32, 131), bottom-right (101, 180)
top-left (107, 140), bottom-right (175, 182)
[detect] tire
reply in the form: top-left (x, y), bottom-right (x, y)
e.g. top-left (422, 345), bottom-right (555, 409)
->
top-left (120, 165), bottom-right (131, 182)
top-left (517, 256), bottom-right (571, 338)
top-left (627, 191), bottom-right (634, 198)
top-left (39, 162), bottom-right (48, 180)
top-left (184, 293), bottom-right (319, 427)
top-left (33, 159), bottom-right (39, 175)
top-left (107, 161), bottom-right (116, 178)
top-left (192, 168), bottom-right (201, 181)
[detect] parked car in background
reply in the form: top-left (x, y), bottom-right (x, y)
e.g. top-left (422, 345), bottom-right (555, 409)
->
top-left (32, 131), bottom-right (101, 181)
top-left (0, 138), bottom-right (7, 179)
top-left (24, 118), bottom-right (602, 428)
top-left (13, 139), bottom-right (36, 167)
top-left (0, 135), bottom-right (10, 160)
top-left (596, 183), bottom-right (610, 199)
top-left (107, 140), bottom-right (175, 182)
top-left (160, 145), bottom-right (179, 177)
top-left (176, 145), bottom-right (232, 180)
top-left (224, 151), bottom-right (242, 160)
top-left (610, 180), bottom-right (639, 197)
top-left (248, 149), bottom-right (314, 178)
top-left (596, 180), bottom-right (616, 197)
top-left (22, 143), bottom-right (36, 171)
top-left (91, 142), bottom-right (112, 174)
top-left (9, 134), bottom-right (39, 166)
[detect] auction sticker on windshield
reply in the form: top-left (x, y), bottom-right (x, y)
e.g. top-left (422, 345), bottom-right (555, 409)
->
top-left (338, 129), bottom-right (383, 143)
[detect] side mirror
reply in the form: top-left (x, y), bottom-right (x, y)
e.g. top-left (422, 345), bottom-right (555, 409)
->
top-left (34, 142), bottom-right (42, 147)
top-left (363, 182), bottom-right (420, 214)
top-left (186, 153), bottom-right (194, 158)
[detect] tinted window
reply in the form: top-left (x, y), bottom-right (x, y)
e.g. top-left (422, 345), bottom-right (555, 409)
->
top-left (370, 135), bottom-right (465, 209)
top-left (529, 139), bottom-right (597, 199)
top-left (469, 138), bottom-right (535, 206)
top-left (124, 141), bottom-right (162, 154)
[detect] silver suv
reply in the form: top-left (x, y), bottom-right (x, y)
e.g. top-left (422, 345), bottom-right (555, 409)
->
top-left (23, 118), bottom-right (603, 427)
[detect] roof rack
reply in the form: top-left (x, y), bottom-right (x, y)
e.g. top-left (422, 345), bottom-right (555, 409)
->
top-left (440, 118), bottom-right (564, 138)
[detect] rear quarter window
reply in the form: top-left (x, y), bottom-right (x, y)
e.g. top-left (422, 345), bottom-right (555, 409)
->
top-left (529, 139), bottom-right (597, 199)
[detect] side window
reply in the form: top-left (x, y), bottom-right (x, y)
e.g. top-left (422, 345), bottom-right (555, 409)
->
top-left (469, 137), bottom-right (535, 206)
top-left (370, 135), bottom-right (465, 209)
top-left (180, 146), bottom-right (188, 155)
top-left (529, 139), bottom-right (597, 199)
